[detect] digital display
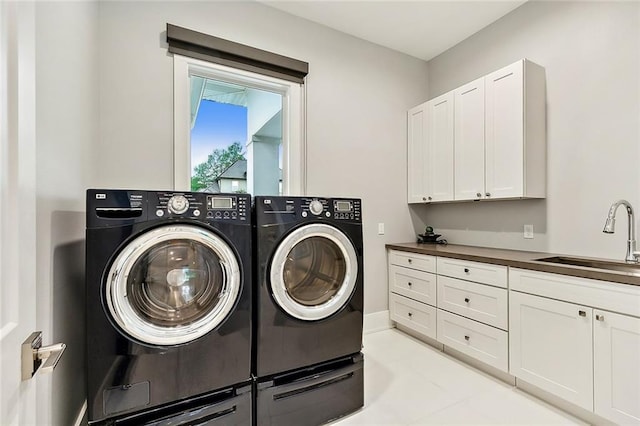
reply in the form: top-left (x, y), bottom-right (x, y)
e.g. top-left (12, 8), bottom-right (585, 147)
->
top-left (208, 196), bottom-right (233, 209)
top-left (336, 201), bottom-right (352, 212)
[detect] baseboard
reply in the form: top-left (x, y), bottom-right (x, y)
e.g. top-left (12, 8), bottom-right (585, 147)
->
top-left (363, 310), bottom-right (392, 334)
top-left (73, 400), bottom-right (87, 426)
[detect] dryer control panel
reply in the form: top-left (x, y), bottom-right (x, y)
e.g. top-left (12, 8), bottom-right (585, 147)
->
top-left (256, 196), bottom-right (361, 224)
top-left (300, 198), bottom-right (361, 222)
top-left (150, 192), bottom-right (249, 222)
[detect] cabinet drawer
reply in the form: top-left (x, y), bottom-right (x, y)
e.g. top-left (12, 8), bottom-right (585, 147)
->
top-left (437, 276), bottom-right (508, 330)
top-left (437, 257), bottom-right (507, 288)
top-left (437, 309), bottom-right (508, 372)
top-left (389, 250), bottom-right (436, 273)
top-left (510, 268), bottom-right (640, 317)
top-left (389, 265), bottom-right (436, 306)
top-left (389, 293), bottom-right (437, 340)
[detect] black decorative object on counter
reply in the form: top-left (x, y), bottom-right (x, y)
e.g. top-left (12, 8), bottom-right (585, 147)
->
top-left (417, 226), bottom-right (447, 245)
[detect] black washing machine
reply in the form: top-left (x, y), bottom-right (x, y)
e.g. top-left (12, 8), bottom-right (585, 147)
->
top-left (253, 196), bottom-right (364, 425)
top-left (85, 189), bottom-right (252, 425)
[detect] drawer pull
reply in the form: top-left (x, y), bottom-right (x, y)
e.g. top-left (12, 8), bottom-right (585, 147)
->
top-left (578, 310), bottom-right (586, 317)
top-left (596, 314), bottom-right (605, 321)
top-left (464, 297), bottom-right (470, 303)
top-left (464, 268), bottom-right (470, 273)
top-left (408, 312), bottom-right (413, 318)
top-left (407, 282), bottom-right (412, 287)
top-left (464, 335), bottom-right (470, 341)
top-left (408, 259), bottom-right (412, 264)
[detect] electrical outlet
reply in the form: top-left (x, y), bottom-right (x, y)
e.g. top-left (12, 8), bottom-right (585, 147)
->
top-left (377, 223), bottom-right (385, 235)
top-left (524, 224), bottom-right (534, 239)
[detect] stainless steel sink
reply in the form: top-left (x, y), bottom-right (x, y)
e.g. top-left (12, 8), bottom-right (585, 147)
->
top-left (535, 256), bottom-right (640, 275)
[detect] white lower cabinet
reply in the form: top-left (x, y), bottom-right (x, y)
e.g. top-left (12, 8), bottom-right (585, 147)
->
top-left (509, 291), bottom-right (594, 411)
top-left (593, 310), bottom-right (640, 423)
top-left (389, 293), bottom-right (437, 340)
top-left (389, 250), bottom-right (640, 425)
top-left (437, 309), bottom-right (508, 371)
top-left (437, 275), bottom-right (508, 330)
top-left (389, 250), bottom-right (509, 372)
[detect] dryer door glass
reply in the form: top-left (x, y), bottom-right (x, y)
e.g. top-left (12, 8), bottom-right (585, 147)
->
top-left (270, 224), bottom-right (358, 321)
top-left (106, 225), bottom-right (241, 346)
top-left (283, 236), bottom-right (346, 306)
top-left (126, 240), bottom-right (223, 326)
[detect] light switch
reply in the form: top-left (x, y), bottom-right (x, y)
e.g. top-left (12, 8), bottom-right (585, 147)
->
top-left (377, 223), bottom-right (385, 235)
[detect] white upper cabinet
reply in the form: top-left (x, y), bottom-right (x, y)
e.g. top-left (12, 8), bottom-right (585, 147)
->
top-left (485, 59), bottom-right (546, 199)
top-left (408, 59), bottom-right (546, 204)
top-left (407, 103), bottom-right (428, 203)
top-left (426, 92), bottom-right (454, 202)
top-left (407, 92), bottom-right (454, 203)
top-left (454, 77), bottom-right (485, 201)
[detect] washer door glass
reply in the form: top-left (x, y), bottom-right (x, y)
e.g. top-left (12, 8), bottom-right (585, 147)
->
top-left (106, 225), bottom-right (241, 346)
top-left (270, 224), bottom-right (358, 321)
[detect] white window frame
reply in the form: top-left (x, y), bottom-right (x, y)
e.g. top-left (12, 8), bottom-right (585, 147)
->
top-left (173, 54), bottom-right (306, 195)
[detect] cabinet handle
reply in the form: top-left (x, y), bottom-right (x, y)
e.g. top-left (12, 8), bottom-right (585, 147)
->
top-left (428, 196), bottom-right (432, 201)
top-left (596, 314), bottom-right (605, 321)
top-left (464, 335), bottom-right (470, 341)
top-left (485, 192), bottom-right (491, 197)
top-left (422, 197), bottom-right (427, 201)
top-left (464, 297), bottom-right (470, 303)
top-left (578, 310), bottom-right (586, 317)
top-left (464, 268), bottom-right (470, 273)
top-left (407, 282), bottom-right (412, 287)
top-left (408, 312), bottom-right (413, 318)
top-left (408, 259), bottom-right (412, 264)
top-left (476, 192), bottom-right (482, 198)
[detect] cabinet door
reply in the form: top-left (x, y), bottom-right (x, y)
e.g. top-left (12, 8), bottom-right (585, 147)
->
top-left (407, 103), bottom-right (428, 203)
top-left (485, 60), bottom-right (524, 199)
top-left (594, 310), bottom-right (640, 424)
top-left (426, 92), bottom-right (454, 202)
top-left (509, 291), bottom-right (593, 411)
top-left (454, 77), bottom-right (485, 201)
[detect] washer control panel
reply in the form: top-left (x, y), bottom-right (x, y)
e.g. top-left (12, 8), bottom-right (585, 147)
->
top-left (151, 192), bottom-right (248, 222)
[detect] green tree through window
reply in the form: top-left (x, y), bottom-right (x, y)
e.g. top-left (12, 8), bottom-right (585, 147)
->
top-left (191, 141), bottom-right (246, 191)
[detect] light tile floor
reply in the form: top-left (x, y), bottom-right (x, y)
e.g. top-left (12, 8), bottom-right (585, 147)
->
top-left (333, 328), bottom-right (587, 425)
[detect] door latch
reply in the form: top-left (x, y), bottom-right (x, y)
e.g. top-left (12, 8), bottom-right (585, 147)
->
top-left (21, 331), bottom-right (66, 381)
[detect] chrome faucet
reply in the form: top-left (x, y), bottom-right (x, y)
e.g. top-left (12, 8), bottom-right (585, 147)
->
top-left (603, 199), bottom-right (640, 263)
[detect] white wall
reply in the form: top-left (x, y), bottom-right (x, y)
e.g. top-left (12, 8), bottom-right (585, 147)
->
top-left (96, 1), bottom-right (429, 313)
top-left (35, 2), bottom-right (98, 425)
top-left (416, 1), bottom-right (640, 260)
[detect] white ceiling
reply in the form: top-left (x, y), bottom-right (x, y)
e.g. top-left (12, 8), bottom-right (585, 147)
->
top-left (260, 1), bottom-right (527, 61)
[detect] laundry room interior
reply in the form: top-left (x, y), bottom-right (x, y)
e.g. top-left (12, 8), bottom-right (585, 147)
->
top-left (2, 1), bottom-right (639, 425)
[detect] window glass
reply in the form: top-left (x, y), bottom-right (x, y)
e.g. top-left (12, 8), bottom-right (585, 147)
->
top-left (173, 55), bottom-right (305, 195)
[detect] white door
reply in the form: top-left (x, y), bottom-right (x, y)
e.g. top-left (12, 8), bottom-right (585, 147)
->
top-left (426, 92), bottom-right (454, 202)
top-left (454, 77), bottom-right (485, 201)
top-left (485, 60), bottom-right (524, 199)
top-left (594, 310), bottom-right (640, 424)
top-left (509, 291), bottom-right (593, 411)
top-left (407, 103), bottom-right (428, 203)
top-left (0, 1), bottom-right (38, 424)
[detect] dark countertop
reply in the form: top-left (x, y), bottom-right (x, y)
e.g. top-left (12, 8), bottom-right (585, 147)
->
top-left (385, 242), bottom-right (640, 287)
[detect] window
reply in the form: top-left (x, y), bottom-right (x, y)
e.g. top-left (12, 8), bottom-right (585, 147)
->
top-left (173, 55), bottom-right (306, 195)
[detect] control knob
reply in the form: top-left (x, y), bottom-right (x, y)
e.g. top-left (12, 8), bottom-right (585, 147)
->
top-left (309, 200), bottom-right (323, 216)
top-left (168, 194), bottom-right (189, 214)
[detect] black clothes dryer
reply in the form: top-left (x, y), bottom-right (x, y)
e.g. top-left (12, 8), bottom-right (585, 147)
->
top-left (253, 196), bottom-right (364, 425)
top-left (85, 189), bottom-right (252, 425)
